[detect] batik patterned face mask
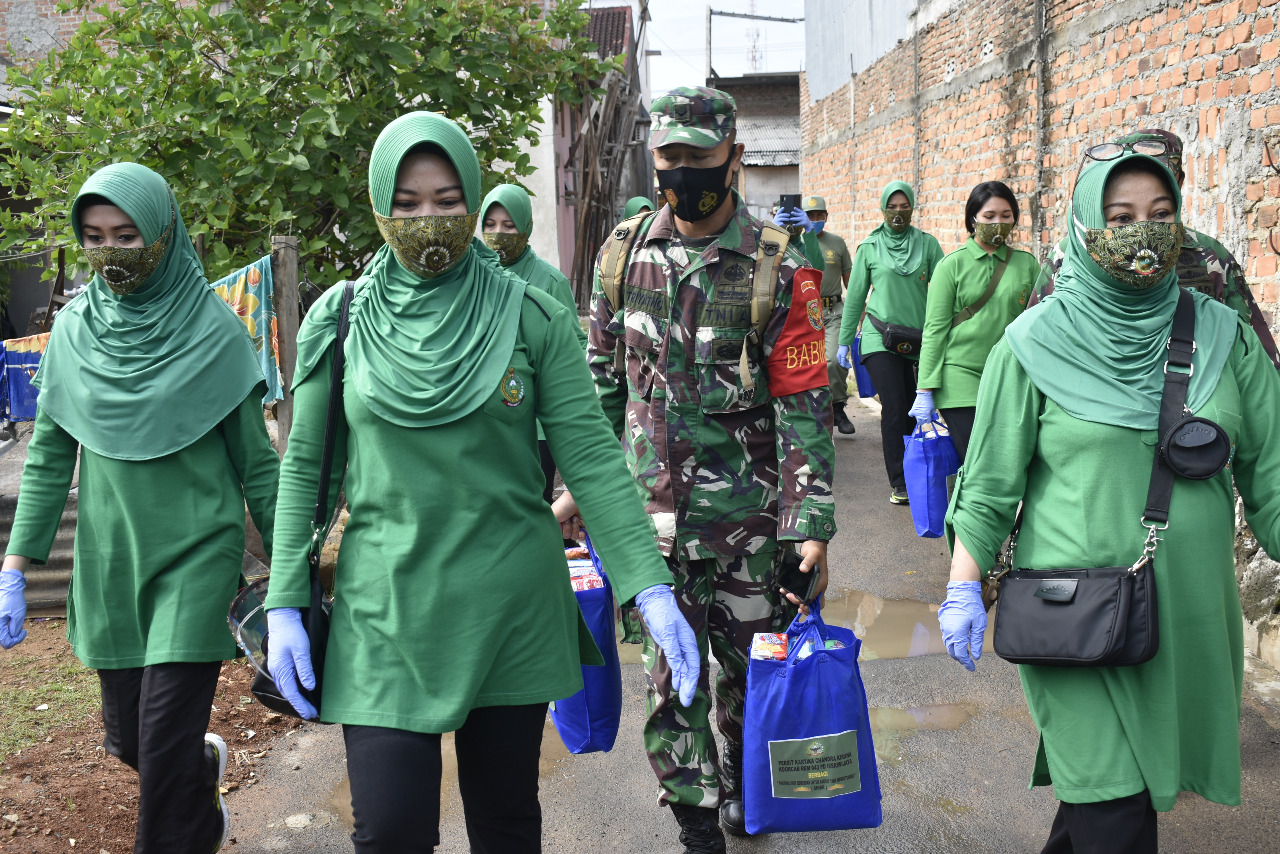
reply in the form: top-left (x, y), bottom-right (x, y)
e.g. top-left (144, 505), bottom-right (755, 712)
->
top-left (83, 215), bottom-right (173, 296)
top-left (1081, 219), bottom-right (1184, 290)
top-left (482, 231), bottom-right (530, 266)
top-left (375, 211), bottom-right (478, 279)
top-left (974, 222), bottom-right (1015, 247)
top-left (883, 208), bottom-right (913, 232)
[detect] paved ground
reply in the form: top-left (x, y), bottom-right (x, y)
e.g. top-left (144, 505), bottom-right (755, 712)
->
top-left (226, 399), bottom-right (1280, 853)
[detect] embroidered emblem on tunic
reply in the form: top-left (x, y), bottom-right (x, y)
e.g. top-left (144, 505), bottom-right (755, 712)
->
top-left (501, 367), bottom-right (525, 406)
top-left (806, 299), bottom-right (823, 331)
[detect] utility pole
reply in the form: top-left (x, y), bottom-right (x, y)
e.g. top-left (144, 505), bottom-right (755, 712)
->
top-left (705, 6), bottom-right (802, 83)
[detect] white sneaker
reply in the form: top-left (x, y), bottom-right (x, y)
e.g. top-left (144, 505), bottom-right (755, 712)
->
top-left (205, 733), bottom-right (230, 852)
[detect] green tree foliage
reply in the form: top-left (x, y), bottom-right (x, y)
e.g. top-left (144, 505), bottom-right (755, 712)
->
top-left (0, 0), bottom-right (610, 288)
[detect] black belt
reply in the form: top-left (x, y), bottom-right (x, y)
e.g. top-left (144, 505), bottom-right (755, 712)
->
top-left (821, 296), bottom-right (842, 309)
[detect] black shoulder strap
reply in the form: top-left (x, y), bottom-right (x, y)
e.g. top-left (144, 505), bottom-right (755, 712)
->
top-left (1142, 288), bottom-right (1196, 525)
top-left (308, 281), bottom-right (355, 575)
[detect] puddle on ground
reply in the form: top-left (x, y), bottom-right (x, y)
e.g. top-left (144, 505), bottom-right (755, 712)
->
top-left (819, 587), bottom-right (995, 660)
top-left (870, 703), bottom-right (977, 764)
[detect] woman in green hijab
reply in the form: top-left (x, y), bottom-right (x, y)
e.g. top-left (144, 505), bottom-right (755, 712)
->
top-left (835, 181), bottom-right (944, 503)
top-left (480, 184), bottom-right (586, 514)
top-left (937, 152), bottom-right (1280, 852)
top-left (0, 163), bottom-right (278, 853)
top-left (263, 112), bottom-right (697, 854)
top-left (623, 195), bottom-right (654, 218)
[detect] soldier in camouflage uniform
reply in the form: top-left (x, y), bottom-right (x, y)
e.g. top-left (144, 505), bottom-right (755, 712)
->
top-left (559, 86), bottom-right (837, 853)
top-left (1029, 129), bottom-right (1280, 370)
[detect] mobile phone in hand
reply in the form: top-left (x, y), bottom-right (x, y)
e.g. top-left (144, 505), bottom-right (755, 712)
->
top-left (776, 549), bottom-right (819, 604)
top-left (777, 193), bottom-right (802, 216)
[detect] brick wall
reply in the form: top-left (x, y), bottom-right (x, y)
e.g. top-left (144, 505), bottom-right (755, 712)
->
top-left (0, 1), bottom-right (103, 68)
top-left (800, 0), bottom-right (1280, 324)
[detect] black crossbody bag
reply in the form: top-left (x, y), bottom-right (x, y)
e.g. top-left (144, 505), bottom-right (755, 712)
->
top-left (986, 290), bottom-right (1212, 667)
top-left (241, 281), bottom-right (353, 717)
top-left (866, 313), bottom-right (923, 357)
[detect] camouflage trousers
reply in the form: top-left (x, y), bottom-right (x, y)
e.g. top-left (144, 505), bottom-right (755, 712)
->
top-left (824, 303), bottom-right (848, 404)
top-left (641, 550), bottom-right (793, 808)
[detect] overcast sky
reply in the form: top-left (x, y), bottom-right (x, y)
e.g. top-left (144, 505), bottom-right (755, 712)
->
top-left (640, 0), bottom-right (806, 94)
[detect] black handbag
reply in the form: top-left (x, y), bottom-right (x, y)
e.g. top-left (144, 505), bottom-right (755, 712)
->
top-left (866, 313), bottom-right (923, 356)
top-left (987, 289), bottom-right (1201, 667)
top-left (235, 281), bottom-right (353, 718)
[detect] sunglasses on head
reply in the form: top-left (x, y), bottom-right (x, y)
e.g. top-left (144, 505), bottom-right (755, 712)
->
top-left (1084, 139), bottom-right (1169, 162)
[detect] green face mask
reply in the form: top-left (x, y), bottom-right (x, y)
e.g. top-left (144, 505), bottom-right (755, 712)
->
top-left (481, 231), bottom-right (530, 266)
top-left (375, 211), bottom-right (479, 279)
top-left (883, 208), bottom-right (912, 232)
top-left (1081, 219), bottom-right (1184, 290)
top-left (83, 216), bottom-right (173, 296)
top-left (974, 222), bottom-right (1015, 247)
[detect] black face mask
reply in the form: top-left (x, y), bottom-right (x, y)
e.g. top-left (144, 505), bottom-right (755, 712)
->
top-left (656, 158), bottom-right (734, 222)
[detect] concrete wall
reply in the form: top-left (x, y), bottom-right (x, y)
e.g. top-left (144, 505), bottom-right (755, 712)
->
top-left (801, 0), bottom-right (1280, 662)
top-left (740, 164), bottom-right (800, 221)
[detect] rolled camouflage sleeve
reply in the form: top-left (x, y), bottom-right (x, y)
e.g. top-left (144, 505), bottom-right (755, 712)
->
top-left (763, 249), bottom-right (837, 542)
top-left (587, 253), bottom-right (628, 437)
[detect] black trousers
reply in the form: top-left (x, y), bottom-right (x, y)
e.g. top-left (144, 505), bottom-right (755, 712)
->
top-left (98, 661), bottom-right (223, 854)
top-left (344, 703), bottom-right (549, 853)
top-left (862, 351), bottom-right (917, 490)
top-left (1040, 791), bottom-right (1158, 854)
top-left (939, 406), bottom-right (977, 462)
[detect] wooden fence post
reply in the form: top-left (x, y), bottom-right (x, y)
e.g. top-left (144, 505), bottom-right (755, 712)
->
top-left (271, 235), bottom-right (300, 458)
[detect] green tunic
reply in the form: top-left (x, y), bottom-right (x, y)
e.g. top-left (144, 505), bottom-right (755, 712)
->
top-left (916, 240), bottom-right (1038, 408)
top-left (837, 232), bottom-right (944, 359)
top-left (266, 284), bottom-right (672, 733)
top-left (947, 330), bottom-right (1280, 810)
top-left (506, 247), bottom-right (584, 345)
top-left (7, 391), bottom-right (278, 668)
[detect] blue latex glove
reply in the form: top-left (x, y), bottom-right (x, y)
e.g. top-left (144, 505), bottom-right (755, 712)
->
top-left (635, 584), bottom-right (699, 707)
top-left (938, 581), bottom-right (986, 671)
top-left (771, 208), bottom-right (799, 228)
top-left (266, 608), bottom-right (318, 720)
top-left (790, 208), bottom-right (815, 232)
top-left (0, 569), bottom-right (27, 649)
top-left (836, 344), bottom-right (853, 369)
top-left (909, 389), bottom-right (936, 423)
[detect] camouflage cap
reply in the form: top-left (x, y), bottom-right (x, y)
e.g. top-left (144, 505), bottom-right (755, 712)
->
top-left (802, 195), bottom-right (827, 212)
top-left (649, 86), bottom-right (736, 149)
top-left (1114, 128), bottom-right (1184, 177)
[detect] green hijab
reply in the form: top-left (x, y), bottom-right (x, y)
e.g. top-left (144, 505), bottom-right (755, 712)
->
top-left (294, 112), bottom-right (526, 427)
top-left (33, 163), bottom-right (263, 460)
top-left (864, 181), bottom-right (927, 278)
top-left (623, 196), bottom-right (654, 219)
top-left (482, 184), bottom-right (534, 234)
top-left (1005, 153), bottom-right (1237, 429)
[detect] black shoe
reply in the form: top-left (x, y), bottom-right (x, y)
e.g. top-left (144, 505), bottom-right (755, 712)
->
top-left (719, 741), bottom-right (749, 837)
top-left (889, 487), bottom-right (910, 505)
top-left (833, 405), bottom-right (855, 434)
top-left (669, 803), bottom-right (727, 854)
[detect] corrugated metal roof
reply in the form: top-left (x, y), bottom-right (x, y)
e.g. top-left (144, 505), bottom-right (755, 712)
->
top-left (736, 116), bottom-right (800, 167)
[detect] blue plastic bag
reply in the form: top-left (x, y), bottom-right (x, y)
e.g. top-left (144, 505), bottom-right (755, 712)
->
top-left (852, 334), bottom-right (876, 398)
top-left (902, 421), bottom-right (961, 538)
top-left (744, 604), bottom-right (882, 833)
top-left (549, 536), bottom-right (623, 754)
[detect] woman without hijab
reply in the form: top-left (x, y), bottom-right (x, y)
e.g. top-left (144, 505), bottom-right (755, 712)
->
top-left (263, 112), bottom-right (698, 854)
top-left (0, 162), bottom-right (278, 853)
top-left (835, 180), bottom-right (944, 503)
top-left (937, 151), bottom-right (1280, 852)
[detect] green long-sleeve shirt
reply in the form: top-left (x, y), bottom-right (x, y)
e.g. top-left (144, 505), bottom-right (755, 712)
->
top-left (6, 391), bottom-right (278, 668)
top-left (266, 285), bottom-right (671, 733)
top-left (947, 327), bottom-right (1280, 810)
top-left (916, 239), bottom-right (1038, 408)
top-left (838, 232), bottom-right (944, 360)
